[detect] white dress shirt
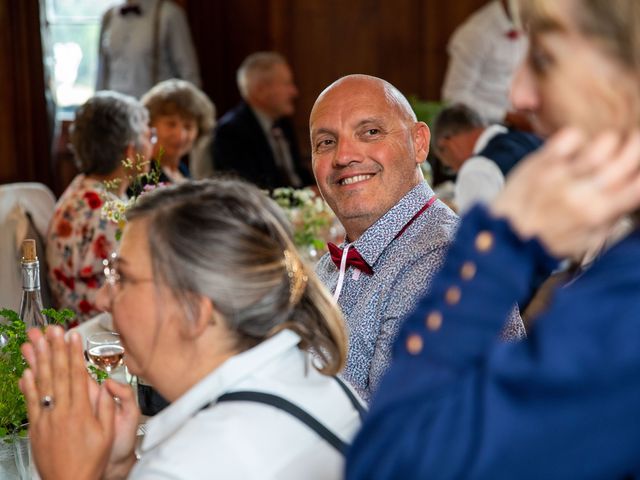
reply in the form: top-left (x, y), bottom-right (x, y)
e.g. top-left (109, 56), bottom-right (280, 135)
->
top-left (97, 0), bottom-right (201, 99)
top-left (455, 124), bottom-right (508, 213)
top-left (441, 0), bottom-right (528, 123)
top-left (130, 329), bottom-right (363, 479)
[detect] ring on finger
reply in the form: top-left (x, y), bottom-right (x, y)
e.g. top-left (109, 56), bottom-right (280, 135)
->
top-left (40, 395), bottom-right (55, 410)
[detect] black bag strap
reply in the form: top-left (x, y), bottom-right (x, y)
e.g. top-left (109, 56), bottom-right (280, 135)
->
top-left (333, 376), bottom-right (366, 420)
top-left (216, 391), bottom-right (348, 454)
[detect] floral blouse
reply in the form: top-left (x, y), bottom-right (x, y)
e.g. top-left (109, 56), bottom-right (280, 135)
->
top-left (46, 175), bottom-right (120, 326)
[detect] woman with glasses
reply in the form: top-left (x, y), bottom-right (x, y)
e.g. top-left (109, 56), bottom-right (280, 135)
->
top-left (22, 179), bottom-right (363, 479)
top-left (46, 91), bottom-right (154, 325)
top-left (141, 79), bottom-right (215, 184)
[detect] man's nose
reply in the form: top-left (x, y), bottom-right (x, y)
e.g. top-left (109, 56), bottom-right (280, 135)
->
top-left (334, 137), bottom-right (363, 167)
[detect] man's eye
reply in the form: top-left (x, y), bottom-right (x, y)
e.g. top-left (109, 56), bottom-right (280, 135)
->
top-left (366, 129), bottom-right (380, 135)
top-left (316, 139), bottom-right (334, 150)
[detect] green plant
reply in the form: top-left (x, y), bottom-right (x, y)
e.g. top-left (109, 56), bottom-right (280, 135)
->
top-left (0, 309), bottom-right (74, 439)
top-left (102, 151), bottom-right (165, 241)
top-left (407, 96), bottom-right (444, 126)
top-left (0, 310), bottom-right (28, 439)
top-left (272, 187), bottom-right (335, 253)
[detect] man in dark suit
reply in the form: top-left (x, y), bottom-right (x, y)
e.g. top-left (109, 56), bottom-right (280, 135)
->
top-left (212, 52), bottom-right (312, 190)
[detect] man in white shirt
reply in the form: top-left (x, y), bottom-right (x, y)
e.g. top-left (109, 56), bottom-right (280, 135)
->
top-left (97, 0), bottom-right (201, 99)
top-left (441, 0), bottom-right (528, 128)
top-left (433, 103), bottom-right (542, 213)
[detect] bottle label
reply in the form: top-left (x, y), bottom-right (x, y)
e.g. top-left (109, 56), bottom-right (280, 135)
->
top-left (21, 261), bottom-right (40, 291)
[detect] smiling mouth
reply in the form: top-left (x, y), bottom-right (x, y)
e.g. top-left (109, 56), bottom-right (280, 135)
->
top-left (339, 174), bottom-right (373, 186)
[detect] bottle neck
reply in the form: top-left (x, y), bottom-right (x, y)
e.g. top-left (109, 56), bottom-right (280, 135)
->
top-left (21, 260), bottom-right (41, 291)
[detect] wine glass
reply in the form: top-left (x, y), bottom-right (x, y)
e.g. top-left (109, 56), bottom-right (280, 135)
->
top-left (86, 332), bottom-right (125, 373)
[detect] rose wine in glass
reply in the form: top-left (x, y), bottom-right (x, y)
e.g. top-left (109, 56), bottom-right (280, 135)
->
top-left (86, 332), bottom-right (124, 373)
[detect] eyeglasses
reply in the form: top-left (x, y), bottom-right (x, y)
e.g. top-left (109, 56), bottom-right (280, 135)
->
top-left (149, 127), bottom-right (158, 146)
top-left (102, 252), bottom-right (154, 294)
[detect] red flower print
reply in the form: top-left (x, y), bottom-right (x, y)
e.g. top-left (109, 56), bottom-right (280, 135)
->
top-left (56, 219), bottom-right (73, 238)
top-left (53, 268), bottom-right (75, 290)
top-left (78, 299), bottom-right (93, 314)
top-left (83, 191), bottom-right (103, 210)
top-left (92, 235), bottom-right (110, 259)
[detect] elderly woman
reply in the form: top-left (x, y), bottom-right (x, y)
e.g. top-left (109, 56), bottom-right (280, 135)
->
top-left (347, 0), bottom-right (640, 479)
top-left (141, 79), bottom-right (215, 183)
top-left (47, 91), bottom-right (152, 325)
top-left (22, 179), bottom-right (363, 479)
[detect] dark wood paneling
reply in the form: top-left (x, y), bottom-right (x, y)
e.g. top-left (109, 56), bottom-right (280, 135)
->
top-left (187, 0), bottom-right (490, 160)
top-left (0, 0), bottom-right (52, 186)
top-left (0, 0), bottom-right (489, 187)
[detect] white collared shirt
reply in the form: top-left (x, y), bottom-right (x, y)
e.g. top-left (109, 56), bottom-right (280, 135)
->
top-left (131, 329), bottom-right (362, 479)
top-left (442, 0), bottom-right (528, 123)
top-left (455, 125), bottom-right (508, 214)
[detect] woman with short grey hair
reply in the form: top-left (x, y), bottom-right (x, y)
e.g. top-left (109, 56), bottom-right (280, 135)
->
top-left (25, 178), bottom-right (364, 479)
top-left (47, 91), bottom-right (153, 325)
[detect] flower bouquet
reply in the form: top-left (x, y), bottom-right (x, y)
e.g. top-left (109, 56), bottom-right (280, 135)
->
top-left (272, 187), bottom-right (342, 261)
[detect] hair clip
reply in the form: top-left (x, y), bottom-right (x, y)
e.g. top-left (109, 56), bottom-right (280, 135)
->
top-left (283, 249), bottom-right (308, 306)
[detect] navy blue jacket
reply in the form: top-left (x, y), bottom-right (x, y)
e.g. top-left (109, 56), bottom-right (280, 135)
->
top-left (211, 102), bottom-right (312, 190)
top-left (347, 205), bottom-right (640, 479)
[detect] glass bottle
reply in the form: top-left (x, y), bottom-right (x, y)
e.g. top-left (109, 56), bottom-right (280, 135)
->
top-left (19, 239), bottom-right (48, 329)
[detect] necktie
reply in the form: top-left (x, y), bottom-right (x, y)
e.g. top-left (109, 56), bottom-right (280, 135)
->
top-left (120, 4), bottom-right (142, 15)
top-left (271, 125), bottom-right (302, 187)
top-left (328, 243), bottom-right (374, 275)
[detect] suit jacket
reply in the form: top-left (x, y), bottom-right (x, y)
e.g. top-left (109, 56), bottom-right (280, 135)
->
top-left (211, 102), bottom-right (312, 190)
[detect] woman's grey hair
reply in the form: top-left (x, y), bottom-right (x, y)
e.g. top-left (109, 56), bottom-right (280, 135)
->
top-left (141, 79), bottom-right (216, 140)
top-left (70, 91), bottom-right (149, 175)
top-left (126, 178), bottom-right (347, 375)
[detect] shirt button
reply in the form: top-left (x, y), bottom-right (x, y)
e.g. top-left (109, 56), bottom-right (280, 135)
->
top-left (445, 286), bottom-right (461, 305)
top-left (425, 311), bottom-right (442, 331)
top-left (475, 231), bottom-right (494, 252)
top-left (406, 334), bottom-right (423, 355)
top-left (460, 261), bottom-right (477, 280)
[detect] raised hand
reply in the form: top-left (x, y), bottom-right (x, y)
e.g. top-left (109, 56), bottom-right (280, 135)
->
top-left (19, 326), bottom-right (116, 480)
top-left (491, 128), bottom-right (640, 259)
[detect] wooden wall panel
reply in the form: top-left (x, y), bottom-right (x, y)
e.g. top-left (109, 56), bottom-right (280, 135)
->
top-left (0, 0), bottom-right (52, 186)
top-left (0, 0), bottom-right (490, 187)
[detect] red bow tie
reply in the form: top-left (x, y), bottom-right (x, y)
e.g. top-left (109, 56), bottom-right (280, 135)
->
top-left (328, 243), bottom-right (374, 275)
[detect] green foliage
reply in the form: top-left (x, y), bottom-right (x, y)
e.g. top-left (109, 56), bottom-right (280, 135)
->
top-left (88, 365), bottom-right (109, 385)
top-left (0, 309), bottom-right (28, 437)
top-left (0, 307), bottom-right (77, 438)
top-left (272, 188), bottom-right (334, 253)
top-left (407, 96), bottom-right (444, 127)
top-left (42, 308), bottom-right (75, 326)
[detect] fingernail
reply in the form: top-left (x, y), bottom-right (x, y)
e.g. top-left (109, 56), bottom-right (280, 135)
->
top-left (70, 332), bottom-right (80, 343)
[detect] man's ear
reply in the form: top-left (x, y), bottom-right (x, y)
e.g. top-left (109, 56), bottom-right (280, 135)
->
top-left (413, 121), bottom-right (431, 165)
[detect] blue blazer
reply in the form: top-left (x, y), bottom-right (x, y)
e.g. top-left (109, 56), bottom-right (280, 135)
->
top-left (347, 205), bottom-right (640, 480)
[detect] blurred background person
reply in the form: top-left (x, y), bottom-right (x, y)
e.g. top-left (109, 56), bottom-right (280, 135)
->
top-left (24, 179), bottom-right (363, 479)
top-left (432, 103), bottom-right (542, 213)
top-left (141, 78), bottom-right (215, 184)
top-left (441, 0), bottom-right (530, 130)
top-left (212, 51), bottom-right (312, 190)
top-left (96, 0), bottom-right (201, 99)
top-left (46, 91), bottom-right (152, 325)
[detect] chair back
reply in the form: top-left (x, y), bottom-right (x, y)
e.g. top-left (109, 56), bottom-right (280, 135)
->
top-left (0, 183), bottom-right (56, 311)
